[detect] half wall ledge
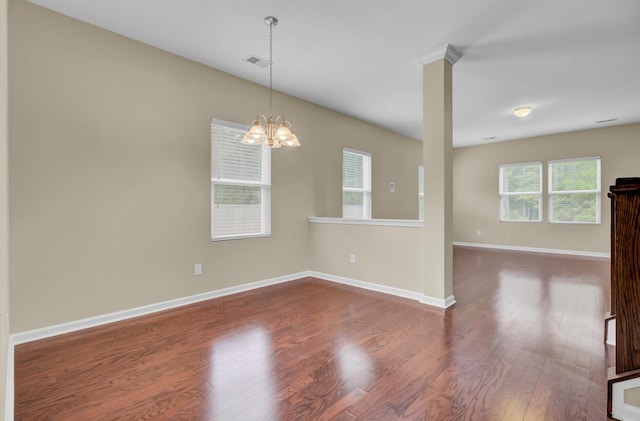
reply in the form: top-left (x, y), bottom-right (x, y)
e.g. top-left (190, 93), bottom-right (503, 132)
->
top-left (308, 217), bottom-right (423, 227)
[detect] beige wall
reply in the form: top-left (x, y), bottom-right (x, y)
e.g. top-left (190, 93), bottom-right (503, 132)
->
top-left (453, 123), bottom-right (640, 254)
top-left (310, 223), bottom-right (423, 294)
top-left (12, 0), bottom-right (635, 337)
top-left (310, 115), bottom-right (422, 220)
top-left (8, 0), bottom-right (421, 333)
top-left (1, 0), bottom-right (8, 417)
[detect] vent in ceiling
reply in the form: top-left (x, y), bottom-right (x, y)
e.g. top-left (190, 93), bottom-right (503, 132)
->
top-left (243, 54), bottom-right (270, 68)
top-left (596, 117), bottom-right (618, 124)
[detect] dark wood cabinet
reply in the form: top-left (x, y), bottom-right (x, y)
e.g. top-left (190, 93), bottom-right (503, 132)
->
top-left (609, 178), bottom-right (640, 374)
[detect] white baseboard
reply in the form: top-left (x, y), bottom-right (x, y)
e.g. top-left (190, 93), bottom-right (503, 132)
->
top-left (453, 241), bottom-right (610, 259)
top-left (310, 271), bottom-right (423, 301)
top-left (309, 271), bottom-right (455, 309)
top-left (5, 336), bottom-right (13, 421)
top-left (10, 271), bottom-right (310, 346)
top-left (4, 271), bottom-right (311, 421)
top-left (420, 294), bottom-right (456, 309)
top-left (11, 270), bottom-right (455, 346)
top-left (6, 269), bottom-right (455, 421)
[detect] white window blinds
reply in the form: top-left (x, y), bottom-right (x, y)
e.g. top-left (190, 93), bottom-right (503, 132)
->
top-left (343, 149), bottom-right (371, 219)
top-left (211, 119), bottom-right (271, 240)
top-left (548, 157), bottom-right (600, 224)
top-left (499, 162), bottom-right (542, 222)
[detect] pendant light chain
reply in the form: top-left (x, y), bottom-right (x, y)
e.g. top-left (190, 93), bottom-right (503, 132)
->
top-left (269, 19), bottom-right (273, 117)
top-left (240, 16), bottom-right (301, 148)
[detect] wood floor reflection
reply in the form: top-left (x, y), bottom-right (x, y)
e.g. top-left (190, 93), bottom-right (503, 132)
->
top-left (14, 248), bottom-right (612, 420)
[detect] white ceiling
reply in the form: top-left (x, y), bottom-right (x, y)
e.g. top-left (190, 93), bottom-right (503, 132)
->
top-left (27, 0), bottom-right (640, 147)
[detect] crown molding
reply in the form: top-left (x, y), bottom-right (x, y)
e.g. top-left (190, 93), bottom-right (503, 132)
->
top-left (416, 44), bottom-right (462, 66)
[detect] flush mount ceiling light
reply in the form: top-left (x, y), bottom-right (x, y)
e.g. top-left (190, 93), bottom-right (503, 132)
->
top-left (241, 16), bottom-right (300, 148)
top-left (514, 106), bottom-right (532, 118)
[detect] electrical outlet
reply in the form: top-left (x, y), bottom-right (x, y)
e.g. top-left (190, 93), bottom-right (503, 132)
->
top-left (476, 230), bottom-right (482, 237)
top-left (350, 254), bottom-right (356, 264)
top-left (389, 182), bottom-right (395, 193)
top-left (194, 263), bottom-right (202, 276)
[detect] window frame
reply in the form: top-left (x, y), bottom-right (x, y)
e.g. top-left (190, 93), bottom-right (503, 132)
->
top-left (418, 165), bottom-right (424, 221)
top-left (342, 148), bottom-right (372, 220)
top-left (211, 118), bottom-right (271, 241)
top-left (548, 156), bottom-right (601, 224)
top-left (498, 161), bottom-right (543, 223)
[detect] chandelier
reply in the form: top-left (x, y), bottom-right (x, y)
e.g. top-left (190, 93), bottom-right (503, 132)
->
top-left (241, 16), bottom-right (301, 148)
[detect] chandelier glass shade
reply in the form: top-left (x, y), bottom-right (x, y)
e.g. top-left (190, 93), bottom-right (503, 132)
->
top-left (241, 16), bottom-right (300, 148)
top-left (241, 115), bottom-right (300, 148)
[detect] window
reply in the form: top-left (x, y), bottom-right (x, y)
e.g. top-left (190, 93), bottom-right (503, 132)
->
top-left (499, 162), bottom-right (542, 222)
top-left (418, 165), bottom-right (424, 221)
top-left (211, 119), bottom-right (271, 240)
top-left (548, 157), bottom-right (601, 224)
top-left (343, 149), bottom-right (371, 219)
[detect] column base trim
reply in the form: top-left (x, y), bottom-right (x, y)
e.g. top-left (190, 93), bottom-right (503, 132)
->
top-left (420, 294), bottom-right (456, 308)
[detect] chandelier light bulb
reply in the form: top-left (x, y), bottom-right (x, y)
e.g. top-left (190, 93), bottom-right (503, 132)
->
top-left (276, 125), bottom-right (292, 141)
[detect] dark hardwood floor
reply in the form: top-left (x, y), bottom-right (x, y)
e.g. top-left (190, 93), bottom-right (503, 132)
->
top-left (14, 248), bottom-right (612, 420)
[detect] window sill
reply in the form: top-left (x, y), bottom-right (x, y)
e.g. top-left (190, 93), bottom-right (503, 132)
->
top-left (499, 219), bottom-right (542, 223)
top-left (211, 233), bottom-right (271, 242)
top-left (548, 221), bottom-right (601, 225)
top-left (308, 217), bottom-right (423, 228)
